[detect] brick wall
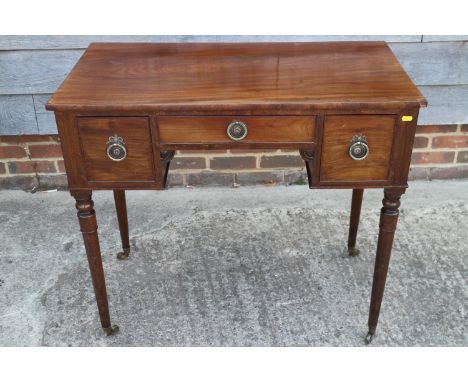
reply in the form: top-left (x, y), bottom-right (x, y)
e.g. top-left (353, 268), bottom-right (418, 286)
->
top-left (1, 124), bottom-right (467, 190)
top-left (409, 124), bottom-right (468, 180)
top-left (0, 135), bottom-right (67, 190)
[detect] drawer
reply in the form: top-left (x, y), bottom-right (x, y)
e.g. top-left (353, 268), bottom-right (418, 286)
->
top-left (158, 116), bottom-right (315, 144)
top-left (77, 117), bottom-right (155, 182)
top-left (320, 115), bottom-right (396, 182)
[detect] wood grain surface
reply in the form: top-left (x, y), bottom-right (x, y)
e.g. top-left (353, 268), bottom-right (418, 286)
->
top-left (158, 116), bottom-right (315, 144)
top-left (77, 117), bottom-right (155, 182)
top-left (320, 115), bottom-right (396, 182)
top-left (46, 42), bottom-right (426, 112)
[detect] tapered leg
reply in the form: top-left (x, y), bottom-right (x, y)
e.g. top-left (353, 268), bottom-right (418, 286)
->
top-left (71, 190), bottom-right (119, 335)
top-left (347, 189), bottom-right (364, 256)
top-left (366, 188), bottom-right (405, 344)
top-left (113, 190), bottom-right (130, 260)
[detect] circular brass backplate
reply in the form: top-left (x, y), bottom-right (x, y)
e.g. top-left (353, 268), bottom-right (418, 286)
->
top-left (227, 121), bottom-right (248, 141)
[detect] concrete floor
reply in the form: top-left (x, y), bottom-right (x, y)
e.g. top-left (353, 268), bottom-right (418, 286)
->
top-left (0, 181), bottom-right (467, 346)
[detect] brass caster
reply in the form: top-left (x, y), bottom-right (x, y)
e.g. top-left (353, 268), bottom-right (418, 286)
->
top-left (365, 331), bottom-right (374, 344)
top-left (116, 248), bottom-right (130, 260)
top-left (347, 247), bottom-right (360, 257)
top-left (103, 324), bottom-right (119, 336)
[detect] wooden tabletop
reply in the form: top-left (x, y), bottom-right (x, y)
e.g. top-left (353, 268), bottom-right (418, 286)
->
top-left (46, 42), bottom-right (427, 112)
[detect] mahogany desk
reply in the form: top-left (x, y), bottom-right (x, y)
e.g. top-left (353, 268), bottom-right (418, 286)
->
top-left (46, 42), bottom-right (427, 343)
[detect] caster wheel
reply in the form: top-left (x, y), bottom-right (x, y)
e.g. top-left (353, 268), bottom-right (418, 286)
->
top-left (116, 248), bottom-right (130, 260)
top-left (103, 324), bottom-right (119, 336)
top-left (347, 247), bottom-right (360, 257)
top-left (365, 331), bottom-right (374, 344)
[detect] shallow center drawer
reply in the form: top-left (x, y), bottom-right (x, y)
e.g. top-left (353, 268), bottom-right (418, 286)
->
top-left (158, 116), bottom-right (315, 144)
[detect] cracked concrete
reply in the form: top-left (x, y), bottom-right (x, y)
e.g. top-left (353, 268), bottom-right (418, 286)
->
top-left (0, 181), bottom-right (467, 346)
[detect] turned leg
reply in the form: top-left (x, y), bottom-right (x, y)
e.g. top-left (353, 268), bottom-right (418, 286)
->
top-left (347, 189), bottom-right (364, 256)
top-left (366, 188), bottom-right (404, 344)
top-left (71, 190), bottom-right (119, 336)
top-left (113, 190), bottom-right (130, 260)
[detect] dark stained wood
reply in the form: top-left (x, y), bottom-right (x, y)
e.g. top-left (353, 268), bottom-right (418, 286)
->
top-left (71, 190), bottom-right (112, 330)
top-left (368, 188), bottom-right (405, 339)
top-left (54, 111), bottom-right (87, 187)
top-left (46, 42), bottom-right (426, 112)
top-left (320, 115), bottom-right (396, 183)
top-left (347, 189), bottom-right (364, 255)
top-left (47, 42), bottom-right (426, 340)
top-left (77, 117), bottom-right (155, 182)
top-left (114, 190), bottom-right (130, 257)
top-left (393, 108), bottom-right (420, 185)
top-left (158, 116), bottom-right (315, 145)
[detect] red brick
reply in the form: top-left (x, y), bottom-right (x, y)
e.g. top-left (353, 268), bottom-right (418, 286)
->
top-left (167, 173), bottom-right (184, 187)
top-left (38, 174), bottom-right (68, 190)
top-left (187, 172), bottom-right (235, 186)
top-left (432, 136), bottom-right (468, 149)
top-left (236, 171), bottom-right (284, 185)
top-left (0, 146), bottom-right (27, 159)
top-left (28, 144), bottom-right (63, 158)
top-left (260, 155), bottom-right (304, 168)
top-left (417, 125), bottom-right (457, 134)
top-left (210, 156), bottom-right (256, 170)
top-left (0, 134), bottom-right (59, 144)
top-left (0, 162), bottom-right (5, 174)
top-left (170, 157), bottom-right (206, 170)
top-left (457, 151), bottom-right (468, 163)
top-left (284, 169), bottom-right (309, 185)
top-left (411, 151), bottom-right (455, 165)
top-left (430, 166), bottom-right (468, 179)
top-left (408, 167), bottom-right (430, 181)
top-left (0, 175), bottom-right (38, 190)
top-left (8, 161), bottom-right (56, 174)
top-left (57, 160), bottom-right (66, 172)
top-left (413, 136), bottom-right (429, 149)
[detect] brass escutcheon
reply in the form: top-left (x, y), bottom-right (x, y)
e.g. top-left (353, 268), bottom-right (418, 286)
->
top-left (227, 121), bottom-right (248, 141)
top-left (106, 135), bottom-right (127, 162)
top-left (348, 134), bottom-right (369, 161)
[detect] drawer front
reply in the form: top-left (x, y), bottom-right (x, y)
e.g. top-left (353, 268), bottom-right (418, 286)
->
top-left (320, 115), bottom-right (396, 182)
top-left (77, 117), bottom-right (155, 182)
top-left (158, 116), bottom-right (315, 144)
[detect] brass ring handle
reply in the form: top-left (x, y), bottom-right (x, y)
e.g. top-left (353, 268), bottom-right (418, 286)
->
top-left (106, 134), bottom-right (127, 162)
top-left (349, 134), bottom-right (369, 161)
top-left (227, 120), bottom-right (248, 141)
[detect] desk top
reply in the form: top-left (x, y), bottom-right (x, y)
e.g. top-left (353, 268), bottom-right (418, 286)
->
top-left (46, 42), bottom-right (427, 112)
